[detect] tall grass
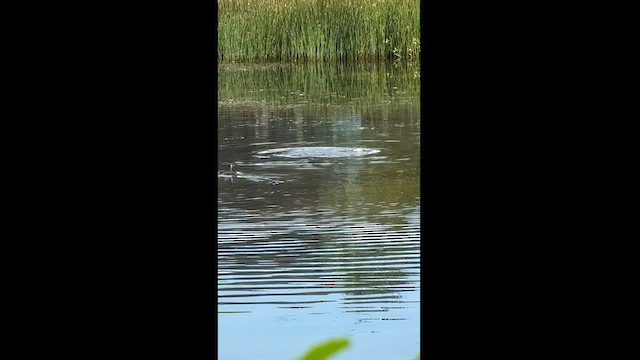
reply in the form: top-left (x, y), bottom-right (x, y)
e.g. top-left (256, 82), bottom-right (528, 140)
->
top-left (218, 0), bottom-right (420, 63)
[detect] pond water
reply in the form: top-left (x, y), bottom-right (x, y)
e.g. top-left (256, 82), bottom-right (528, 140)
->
top-left (218, 62), bottom-right (420, 360)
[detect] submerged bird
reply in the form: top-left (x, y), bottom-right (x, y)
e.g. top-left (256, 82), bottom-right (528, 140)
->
top-left (218, 163), bottom-right (237, 178)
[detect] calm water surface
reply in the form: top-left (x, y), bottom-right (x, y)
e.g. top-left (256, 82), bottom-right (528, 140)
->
top-left (218, 62), bottom-right (420, 360)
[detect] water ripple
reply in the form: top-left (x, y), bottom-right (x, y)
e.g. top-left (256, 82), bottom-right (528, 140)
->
top-left (218, 216), bottom-right (419, 312)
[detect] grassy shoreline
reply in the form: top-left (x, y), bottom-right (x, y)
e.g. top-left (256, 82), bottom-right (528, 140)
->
top-left (218, 0), bottom-right (420, 63)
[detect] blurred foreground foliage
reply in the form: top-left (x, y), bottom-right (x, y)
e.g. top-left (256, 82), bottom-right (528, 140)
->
top-left (296, 337), bottom-right (419, 360)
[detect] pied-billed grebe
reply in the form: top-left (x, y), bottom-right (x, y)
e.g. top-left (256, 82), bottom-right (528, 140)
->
top-left (218, 163), bottom-right (237, 177)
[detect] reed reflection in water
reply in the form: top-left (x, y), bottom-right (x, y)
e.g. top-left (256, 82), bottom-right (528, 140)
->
top-left (218, 61), bottom-right (420, 360)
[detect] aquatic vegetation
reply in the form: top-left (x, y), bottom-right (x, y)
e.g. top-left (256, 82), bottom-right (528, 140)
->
top-left (218, 0), bottom-right (420, 63)
top-left (296, 337), bottom-right (419, 360)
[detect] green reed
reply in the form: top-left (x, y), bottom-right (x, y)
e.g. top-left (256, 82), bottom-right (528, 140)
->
top-left (218, 0), bottom-right (420, 63)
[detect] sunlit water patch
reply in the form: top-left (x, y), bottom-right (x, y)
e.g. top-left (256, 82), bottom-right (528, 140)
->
top-left (256, 146), bottom-right (380, 159)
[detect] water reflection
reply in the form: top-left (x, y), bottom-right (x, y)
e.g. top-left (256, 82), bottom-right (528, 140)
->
top-left (218, 61), bottom-right (419, 107)
top-left (218, 62), bottom-right (420, 360)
